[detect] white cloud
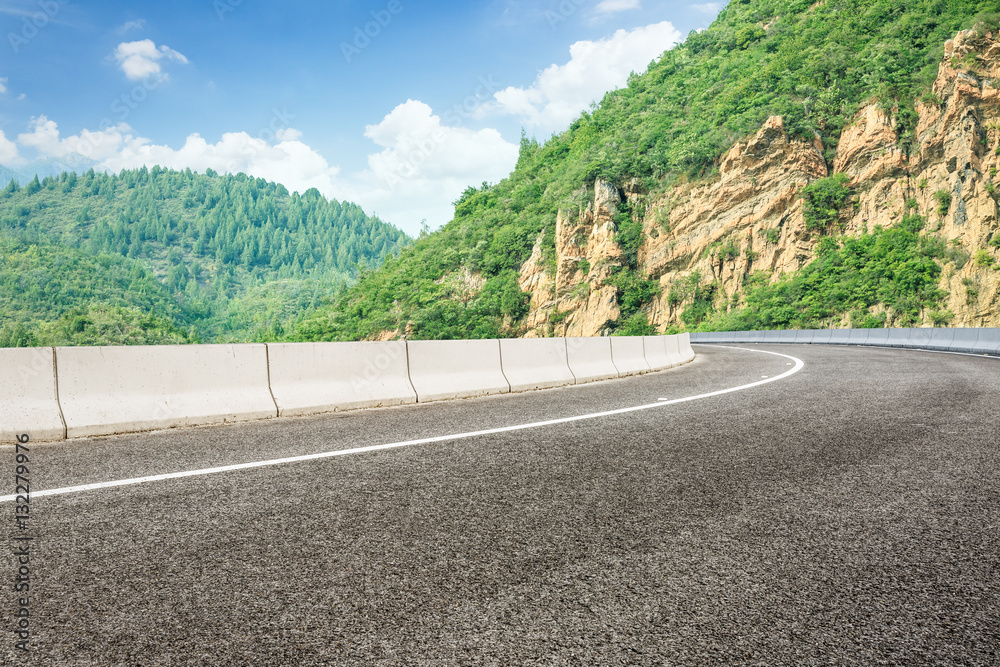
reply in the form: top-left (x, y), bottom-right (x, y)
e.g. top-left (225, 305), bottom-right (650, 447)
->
top-left (364, 100), bottom-right (516, 185)
top-left (17, 116), bottom-right (61, 154)
top-left (351, 100), bottom-right (519, 230)
top-left (594, 0), bottom-right (641, 15)
top-left (487, 21), bottom-right (682, 133)
top-left (113, 39), bottom-right (188, 81)
top-left (103, 131), bottom-right (343, 199)
top-left (691, 3), bottom-right (722, 14)
top-left (10, 104), bottom-right (519, 236)
top-left (0, 130), bottom-right (21, 165)
top-left (14, 115), bottom-right (338, 189)
top-left (120, 19), bottom-right (146, 32)
top-left (17, 115), bottom-right (134, 162)
top-left (0, 77), bottom-right (6, 94)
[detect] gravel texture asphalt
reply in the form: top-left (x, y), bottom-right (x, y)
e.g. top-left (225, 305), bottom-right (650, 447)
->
top-left (2, 344), bottom-right (998, 666)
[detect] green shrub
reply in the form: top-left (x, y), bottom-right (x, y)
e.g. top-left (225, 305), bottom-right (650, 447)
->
top-left (849, 308), bottom-right (887, 329)
top-left (963, 278), bottom-right (979, 304)
top-left (708, 238), bottom-right (740, 262)
top-left (697, 224), bottom-right (948, 331)
top-left (550, 309), bottom-right (570, 325)
top-left (801, 174), bottom-right (852, 233)
top-left (899, 213), bottom-right (925, 233)
top-left (613, 313), bottom-right (657, 336)
top-left (680, 279), bottom-right (717, 328)
top-left (613, 205), bottom-right (645, 269)
top-left (608, 268), bottom-right (659, 320)
top-left (929, 310), bottom-right (954, 326)
top-left (973, 249), bottom-right (996, 268)
top-left (934, 189), bottom-right (952, 217)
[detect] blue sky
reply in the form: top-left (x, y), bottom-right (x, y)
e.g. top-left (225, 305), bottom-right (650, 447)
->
top-left (0, 0), bottom-right (724, 235)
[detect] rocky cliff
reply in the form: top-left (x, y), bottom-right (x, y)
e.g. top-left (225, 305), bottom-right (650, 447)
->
top-left (515, 27), bottom-right (1000, 335)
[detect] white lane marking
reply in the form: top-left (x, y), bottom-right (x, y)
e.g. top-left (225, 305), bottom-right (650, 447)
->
top-left (1, 347), bottom-right (804, 503)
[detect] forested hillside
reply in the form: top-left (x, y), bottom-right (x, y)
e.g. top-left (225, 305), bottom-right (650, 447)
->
top-left (291, 0), bottom-right (1000, 342)
top-left (0, 168), bottom-right (409, 345)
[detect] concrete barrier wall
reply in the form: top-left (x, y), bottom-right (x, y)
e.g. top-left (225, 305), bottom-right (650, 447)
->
top-left (847, 329), bottom-right (871, 345)
top-left (1, 347), bottom-right (65, 443)
top-left (973, 328), bottom-right (1000, 355)
top-left (268, 341), bottom-right (416, 417)
top-left (827, 329), bottom-right (852, 345)
top-left (8, 334), bottom-right (703, 440)
top-left (611, 337), bottom-right (650, 376)
top-left (500, 338), bottom-right (575, 392)
top-left (793, 330), bottom-right (815, 343)
top-left (566, 337), bottom-right (619, 383)
top-left (946, 328), bottom-right (977, 352)
top-left (666, 334), bottom-right (687, 366)
top-left (641, 334), bottom-right (692, 368)
top-left (56, 344), bottom-right (278, 439)
top-left (865, 329), bottom-right (890, 346)
top-left (922, 328), bottom-right (954, 351)
top-left (642, 336), bottom-right (673, 371)
top-left (764, 330), bottom-right (789, 343)
top-left (678, 333), bottom-right (694, 362)
top-left (886, 328), bottom-right (913, 348)
top-left (811, 329), bottom-right (834, 345)
top-left (406, 339), bottom-right (509, 402)
top-left (908, 328), bottom-right (935, 350)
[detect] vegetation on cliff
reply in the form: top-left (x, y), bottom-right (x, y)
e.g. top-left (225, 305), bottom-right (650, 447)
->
top-left (692, 216), bottom-right (953, 331)
top-left (293, 0), bottom-right (1000, 341)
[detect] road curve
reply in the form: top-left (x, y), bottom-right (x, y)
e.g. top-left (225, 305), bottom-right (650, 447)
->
top-left (3, 345), bottom-right (998, 665)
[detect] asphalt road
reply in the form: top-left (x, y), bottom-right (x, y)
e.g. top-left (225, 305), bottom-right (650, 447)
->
top-left (2, 344), bottom-right (998, 665)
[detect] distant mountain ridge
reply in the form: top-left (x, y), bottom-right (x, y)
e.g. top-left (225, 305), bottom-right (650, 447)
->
top-left (0, 154), bottom-right (102, 185)
top-left (0, 166), bottom-right (410, 346)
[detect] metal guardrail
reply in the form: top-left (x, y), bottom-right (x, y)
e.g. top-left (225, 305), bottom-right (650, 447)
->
top-left (690, 328), bottom-right (1000, 356)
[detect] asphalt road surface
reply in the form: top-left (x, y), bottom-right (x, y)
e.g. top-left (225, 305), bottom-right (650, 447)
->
top-left (2, 344), bottom-right (998, 665)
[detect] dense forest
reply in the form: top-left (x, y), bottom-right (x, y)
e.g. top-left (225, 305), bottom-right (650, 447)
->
top-left (290, 0), bottom-right (1000, 341)
top-left (0, 167), bottom-right (409, 346)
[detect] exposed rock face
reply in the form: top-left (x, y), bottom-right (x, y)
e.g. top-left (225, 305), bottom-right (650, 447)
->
top-left (519, 179), bottom-right (625, 337)
top-left (909, 29), bottom-right (1000, 324)
top-left (516, 27), bottom-right (1000, 334)
top-left (642, 115), bottom-right (828, 325)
